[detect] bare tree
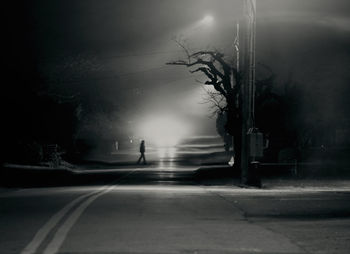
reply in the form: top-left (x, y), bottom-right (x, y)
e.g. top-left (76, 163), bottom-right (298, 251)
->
top-left (199, 86), bottom-right (226, 117)
top-left (167, 41), bottom-right (244, 174)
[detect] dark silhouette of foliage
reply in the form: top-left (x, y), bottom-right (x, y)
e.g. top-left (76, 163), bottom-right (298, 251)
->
top-left (167, 42), bottom-right (243, 172)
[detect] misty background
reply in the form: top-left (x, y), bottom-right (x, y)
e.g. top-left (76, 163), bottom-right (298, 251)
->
top-left (2, 0), bottom-right (350, 163)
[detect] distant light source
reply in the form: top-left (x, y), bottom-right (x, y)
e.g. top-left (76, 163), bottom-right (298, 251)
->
top-left (201, 15), bottom-right (214, 25)
top-left (138, 116), bottom-right (191, 147)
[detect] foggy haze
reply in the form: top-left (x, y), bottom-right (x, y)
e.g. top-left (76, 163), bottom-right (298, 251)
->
top-left (3, 0), bottom-right (350, 142)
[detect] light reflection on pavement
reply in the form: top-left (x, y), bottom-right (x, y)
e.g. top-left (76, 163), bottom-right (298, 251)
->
top-left (157, 146), bottom-right (177, 168)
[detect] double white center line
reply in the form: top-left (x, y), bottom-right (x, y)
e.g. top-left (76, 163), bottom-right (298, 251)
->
top-left (20, 185), bottom-right (115, 254)
top-left (21, 169), bottom-right (138, 254)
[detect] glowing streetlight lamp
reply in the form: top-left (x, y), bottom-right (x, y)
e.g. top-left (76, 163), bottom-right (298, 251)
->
top-left (201, 15), bottom-right (214, 25)
top-left (177, 14), bottom-right (214, 40)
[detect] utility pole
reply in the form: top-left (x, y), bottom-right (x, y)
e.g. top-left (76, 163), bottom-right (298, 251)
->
top-left (247, 0), bottom-right (256, 124)
top-left (241, 0), bottom-right (258, 185)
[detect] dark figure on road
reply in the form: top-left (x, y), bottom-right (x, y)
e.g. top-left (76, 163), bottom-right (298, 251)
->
top-left (137, 140), bottom-right (147, 164)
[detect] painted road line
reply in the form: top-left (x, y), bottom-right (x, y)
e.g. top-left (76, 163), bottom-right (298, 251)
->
top-left (20, 186), bottom-right (106, 254)
top-left (43, 185), bottom-right (116, 254)
top-left (21, 168), bottom-right (139, 254)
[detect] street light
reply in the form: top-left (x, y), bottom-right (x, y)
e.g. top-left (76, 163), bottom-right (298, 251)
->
top-left (201, 15), bottom-right (214, 25)
top-left (188, 14), bottom-right (214, 32)
top-left (175, 14), bottom-right (215, 51)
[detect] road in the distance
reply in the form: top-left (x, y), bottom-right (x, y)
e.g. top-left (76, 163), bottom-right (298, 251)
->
top-left (1, 164), bottom-right (350, 254)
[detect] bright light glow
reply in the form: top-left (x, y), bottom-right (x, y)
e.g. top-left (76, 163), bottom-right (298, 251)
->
top-left (158, 146), bottom-right (177, 168)
top-left (158, 147), bottom-right (176, 161)
top-left (201, 15), bottom-right (214, 25)
top-left (138, 116), bottom-right (191, 147)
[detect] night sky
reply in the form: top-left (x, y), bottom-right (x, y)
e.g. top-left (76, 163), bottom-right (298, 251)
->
top-left (4, 0), bottom-right (350, 142)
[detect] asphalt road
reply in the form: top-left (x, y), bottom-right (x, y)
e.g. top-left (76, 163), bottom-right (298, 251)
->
top-left (1, 164), bottom-right (350, 254)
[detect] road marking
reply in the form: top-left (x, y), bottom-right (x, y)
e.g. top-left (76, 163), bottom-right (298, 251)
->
top-left (20, 168), bottom-right (137, 254)
top-left (43, 185), bottom-right (115, 254)
top-left (20, 186), bottom-right (106, 254)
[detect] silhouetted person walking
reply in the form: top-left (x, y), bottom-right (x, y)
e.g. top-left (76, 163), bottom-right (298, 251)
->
top-left (137, 140), bottom-right (147, 164)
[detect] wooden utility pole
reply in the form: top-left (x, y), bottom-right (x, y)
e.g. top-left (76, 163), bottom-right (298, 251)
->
top-left (241, 0), bottom-right (256, 185)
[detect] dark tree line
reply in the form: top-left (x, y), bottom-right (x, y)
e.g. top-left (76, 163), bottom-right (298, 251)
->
top-left (1, 79), bottom-right (80, 164)
top-left (167, 44), bottom-right (330, 180)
